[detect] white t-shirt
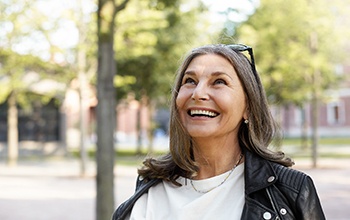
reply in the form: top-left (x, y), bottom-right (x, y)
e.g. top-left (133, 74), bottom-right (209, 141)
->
top-left (127, 163), bottom-right (245, 220)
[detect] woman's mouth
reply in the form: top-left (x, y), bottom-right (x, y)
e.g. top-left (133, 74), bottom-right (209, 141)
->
top-left (188, 109), bottom-right (219, 118)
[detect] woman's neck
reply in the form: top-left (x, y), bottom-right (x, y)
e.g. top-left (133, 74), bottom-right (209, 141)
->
top-left (192, 137), bottom-right (242, 179)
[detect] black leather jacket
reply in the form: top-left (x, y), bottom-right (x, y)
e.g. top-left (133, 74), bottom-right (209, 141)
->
top-left (112, 150), bottom-right (325, 220)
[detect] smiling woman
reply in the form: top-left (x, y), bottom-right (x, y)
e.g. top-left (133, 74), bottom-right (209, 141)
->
top-left (175, 54), bottom-right (247, 145)
top-left (112, 44), bottom-right (326, 220)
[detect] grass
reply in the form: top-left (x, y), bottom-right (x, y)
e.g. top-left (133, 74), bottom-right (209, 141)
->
top-left (280, 137), bottom-right (350, 159)
top-left (68, 148), bottom-right (166, 166)
top-left (67, 137), bottom-right (350, 165)
top-left (282, 137), bottom-right (350, 146)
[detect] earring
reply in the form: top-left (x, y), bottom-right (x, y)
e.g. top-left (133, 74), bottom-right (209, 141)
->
top-left (244, 119), bottom-right (249, 124)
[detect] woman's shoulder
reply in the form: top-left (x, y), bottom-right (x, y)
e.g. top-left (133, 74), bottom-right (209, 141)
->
top-left (112, 177), bottom-right (162, 220)
top-left (245, 148), bottom-right (312, 191)
top-left (270, 161), bottom-right (312, 191)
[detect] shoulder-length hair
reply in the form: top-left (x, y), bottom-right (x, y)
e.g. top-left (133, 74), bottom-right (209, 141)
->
top-left (139, 44), bottom-right (293, 185)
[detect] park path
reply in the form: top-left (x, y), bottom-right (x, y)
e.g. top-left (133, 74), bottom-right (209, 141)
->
top-left (0, 157), bottom-right (349, 220)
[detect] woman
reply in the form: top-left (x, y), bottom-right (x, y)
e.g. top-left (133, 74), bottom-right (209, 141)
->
top-left (112, 44), bottom-right (325, 220)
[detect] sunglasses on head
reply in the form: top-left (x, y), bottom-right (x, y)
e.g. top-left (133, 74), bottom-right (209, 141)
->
top-left (226, 44), bottom-right (257, 76)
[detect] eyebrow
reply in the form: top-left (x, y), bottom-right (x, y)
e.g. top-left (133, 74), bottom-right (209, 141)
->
top-left (211, 71), bottom-right (233, 80)
top-left (184, 70), bottom-right (233, 80)
top-left (183, 71), bottom-right (196, 76)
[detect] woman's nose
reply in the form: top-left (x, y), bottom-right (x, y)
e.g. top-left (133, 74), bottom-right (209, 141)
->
top-left (191, 82), bottom-right (209, 101)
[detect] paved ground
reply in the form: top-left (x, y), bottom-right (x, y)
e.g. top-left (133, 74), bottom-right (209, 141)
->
top-left (0, 157), bottom-right (349, 220)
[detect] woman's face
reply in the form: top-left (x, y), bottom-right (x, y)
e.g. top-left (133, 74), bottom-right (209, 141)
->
top-left (176, 54), bottom-right (248, 140)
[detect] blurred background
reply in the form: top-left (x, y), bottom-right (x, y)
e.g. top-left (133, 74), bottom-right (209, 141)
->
top-left (0, 0), bottom-right (349, 219)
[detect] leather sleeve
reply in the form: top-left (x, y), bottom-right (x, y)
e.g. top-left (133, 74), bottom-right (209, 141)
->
top-left (295, 175), bottom-right (326, 220)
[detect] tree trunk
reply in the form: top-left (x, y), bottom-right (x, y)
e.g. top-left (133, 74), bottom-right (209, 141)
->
top-left (77, 0), bottom-right (88, 177)
top-left (96, 0), bottom-right (116, 219)
top-left (311, 94), bottom-right (319, 168)
top-left (7, 92), bottom-right (18, 166)
top-left (136, 105), bottom-right (142, 155)
top-left (78, 72), bottom-right (88, 176)
top-left (311, 71), bottom-right (320, 168)
top-left (300, 106), bottom-right (308, 149)
top-left (274, 105), bottom-right (283, 150)
top-left (310, 32), bottom-right (319, 168)
top-left (147, 101), bottom-right (156, 154)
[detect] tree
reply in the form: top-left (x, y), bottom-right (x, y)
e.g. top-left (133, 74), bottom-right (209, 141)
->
top-left (228, 0), bottom-right (346, 166)
top-left (62, 0), bottom-right (98, 176)
top-left (96, 0), bottom-right (204, 217)
top-left (115, 0), bottom-right (206, 153)
top-left (96, 0), bottom-right (131, 218)
top-left (0, 49), bottom-right (70, 165)
top-left (0, 0), bottom-right (75, 165)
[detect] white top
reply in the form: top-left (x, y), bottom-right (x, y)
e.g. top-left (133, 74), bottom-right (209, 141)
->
top-left (127, 163), bottom-right (245, 220)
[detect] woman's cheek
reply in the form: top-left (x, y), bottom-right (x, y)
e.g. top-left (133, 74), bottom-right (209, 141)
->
top-left (175, 88), bottom-right (187, 108)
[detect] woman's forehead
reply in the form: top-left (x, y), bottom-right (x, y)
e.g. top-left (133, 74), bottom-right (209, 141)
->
top-left (185, 54), bottom-right (235, 71)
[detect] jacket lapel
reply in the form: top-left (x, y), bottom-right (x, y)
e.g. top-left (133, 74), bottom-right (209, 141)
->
top-left (243, 149), bottom-right (277, 195)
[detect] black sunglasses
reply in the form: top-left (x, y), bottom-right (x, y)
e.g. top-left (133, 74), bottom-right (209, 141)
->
top-left (226, 44), bottom-right (257, 76)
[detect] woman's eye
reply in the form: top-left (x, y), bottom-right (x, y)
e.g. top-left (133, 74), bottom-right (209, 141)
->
top-left (214, 79), bottom-right (227, 85)
top-left (184, 78), bottom-right (196, 85)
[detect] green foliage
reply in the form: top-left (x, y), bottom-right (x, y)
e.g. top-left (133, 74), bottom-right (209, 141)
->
top-left (0, 0), bottom-right (77, 107)
top-left (226, 0), bottom-right (347, 106)
top-left (115, 0), bottom-right (205, 105)
top-left (0, 49), bottom-right (73, 106)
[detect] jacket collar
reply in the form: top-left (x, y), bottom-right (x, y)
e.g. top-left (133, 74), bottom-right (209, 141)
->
top-left (243, 148), bottom-right (278, 194)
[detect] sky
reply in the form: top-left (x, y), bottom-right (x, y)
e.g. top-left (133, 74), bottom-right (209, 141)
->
top-left (4, 0), bottom-right (259, 62)
top-left (202, 0), bottom-right (259, 23)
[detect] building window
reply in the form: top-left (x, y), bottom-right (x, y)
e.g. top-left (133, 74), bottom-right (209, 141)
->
top-left (327, 101), bottom-right (344, 125)
top-left (334, 64), bottom-right (344, 76)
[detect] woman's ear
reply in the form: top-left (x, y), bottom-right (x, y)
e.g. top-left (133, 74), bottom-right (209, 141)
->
top-left (243, 106), bottom-right (249, 120)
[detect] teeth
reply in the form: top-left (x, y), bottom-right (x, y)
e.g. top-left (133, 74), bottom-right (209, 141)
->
top-left (190, 109), bottom-right (218, 117)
